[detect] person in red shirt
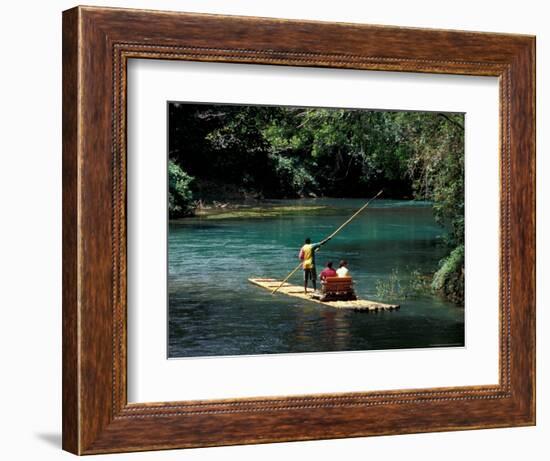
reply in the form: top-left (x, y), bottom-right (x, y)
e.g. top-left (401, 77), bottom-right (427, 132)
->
top-left (319, 261), bottom-right (337, 282)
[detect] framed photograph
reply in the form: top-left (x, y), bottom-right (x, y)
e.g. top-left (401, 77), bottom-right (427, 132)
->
top-left (62, 6), bottom-right (535, 455)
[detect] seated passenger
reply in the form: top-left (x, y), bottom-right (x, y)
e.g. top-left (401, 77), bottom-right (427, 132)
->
top-left (336, 260), bottom-right (350, 277)
top-left (319, 261), bottom-right (337, 282)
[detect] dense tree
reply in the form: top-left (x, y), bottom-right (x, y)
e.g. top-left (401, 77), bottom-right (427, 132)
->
top-left (168, 161), bottom-right (194, 218)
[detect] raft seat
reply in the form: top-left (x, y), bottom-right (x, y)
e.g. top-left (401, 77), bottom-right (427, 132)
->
top-left (321, 276), bottom-right (357, 301)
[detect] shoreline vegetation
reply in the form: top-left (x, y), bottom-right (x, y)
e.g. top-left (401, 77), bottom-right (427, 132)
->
top-left (169, 195), bottom-right (329, 220)
top-left (168, 103), bottom-right (464, 304)
top-left (194, 203), bottom-right (328, 220)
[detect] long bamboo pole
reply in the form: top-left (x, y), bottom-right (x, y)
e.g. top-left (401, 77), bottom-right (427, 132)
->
top-left (271, 190), bottom-right (383, 294)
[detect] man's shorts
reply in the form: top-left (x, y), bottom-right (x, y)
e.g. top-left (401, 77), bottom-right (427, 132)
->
top-left (303, 267), bottom-right (317, 283)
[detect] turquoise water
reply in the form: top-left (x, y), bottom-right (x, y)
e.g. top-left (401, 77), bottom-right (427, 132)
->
top-left (168, 199), bottom-right (464, 357)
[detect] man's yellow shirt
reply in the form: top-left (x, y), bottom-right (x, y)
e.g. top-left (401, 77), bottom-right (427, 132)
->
top-left (300, 242), bottom-right (321, 269)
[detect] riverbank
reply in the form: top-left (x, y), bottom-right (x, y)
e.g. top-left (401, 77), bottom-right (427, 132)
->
top-left (173, 197), bottom-right (419, 221)
top-left (194, 203), bottom-right (328, 220)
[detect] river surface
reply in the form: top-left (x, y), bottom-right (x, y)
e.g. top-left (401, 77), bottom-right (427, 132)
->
top-left (168, 199), bottom-right (464, 358)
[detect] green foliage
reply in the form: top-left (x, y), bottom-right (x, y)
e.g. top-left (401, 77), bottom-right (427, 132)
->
top-left (395, 112), bottom-right (465, 303)
top-left (432, 245), bottom-right (465, 304)
top-left (375, 268), bottom-right (404, 300)
top-left (168, 160), bottom-right (195, 218)
top-left (408, 269), bottom-right (432, 296)
top-left (268, 153), bottom-right (317, 196)
top-left (399, 112), bottom-right (465, 246)
top-left (262, 109), bottom-right (412, 195)
top-left (375, 268), bottom-right (432, 300)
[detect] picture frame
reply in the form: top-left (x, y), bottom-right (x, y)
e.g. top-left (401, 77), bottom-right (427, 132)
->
top-left (62, 5), bottom-right (535, 455)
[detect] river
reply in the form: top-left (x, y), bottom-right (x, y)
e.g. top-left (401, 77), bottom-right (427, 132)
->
top-left (168, 198), bottom-right (464, 358)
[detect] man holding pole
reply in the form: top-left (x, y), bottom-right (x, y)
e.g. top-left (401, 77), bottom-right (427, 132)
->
top-left (271, 190), bottom-right (382, 296)
top-left (299, 237), bottom-right (331, 294)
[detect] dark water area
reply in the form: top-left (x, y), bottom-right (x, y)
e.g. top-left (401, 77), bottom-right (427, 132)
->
top-left (168, 199), bottom-right (464, 358)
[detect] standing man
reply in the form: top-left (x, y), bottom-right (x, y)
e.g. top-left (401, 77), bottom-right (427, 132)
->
top-left (299, 237), bottom-right (331, 293)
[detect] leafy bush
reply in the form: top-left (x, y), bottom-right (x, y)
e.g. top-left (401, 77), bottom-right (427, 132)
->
top-left (431, 245), bottom-right (464, 304)
top-left (168, 161), bottom-right (195, 218)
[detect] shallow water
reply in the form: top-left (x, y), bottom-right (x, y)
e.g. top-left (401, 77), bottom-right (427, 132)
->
top-left (168, 198), bottom-right (464, 358)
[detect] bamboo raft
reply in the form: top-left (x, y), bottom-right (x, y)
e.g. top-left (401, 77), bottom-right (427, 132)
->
top-left (248, 278), bottom-right (400, 312)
